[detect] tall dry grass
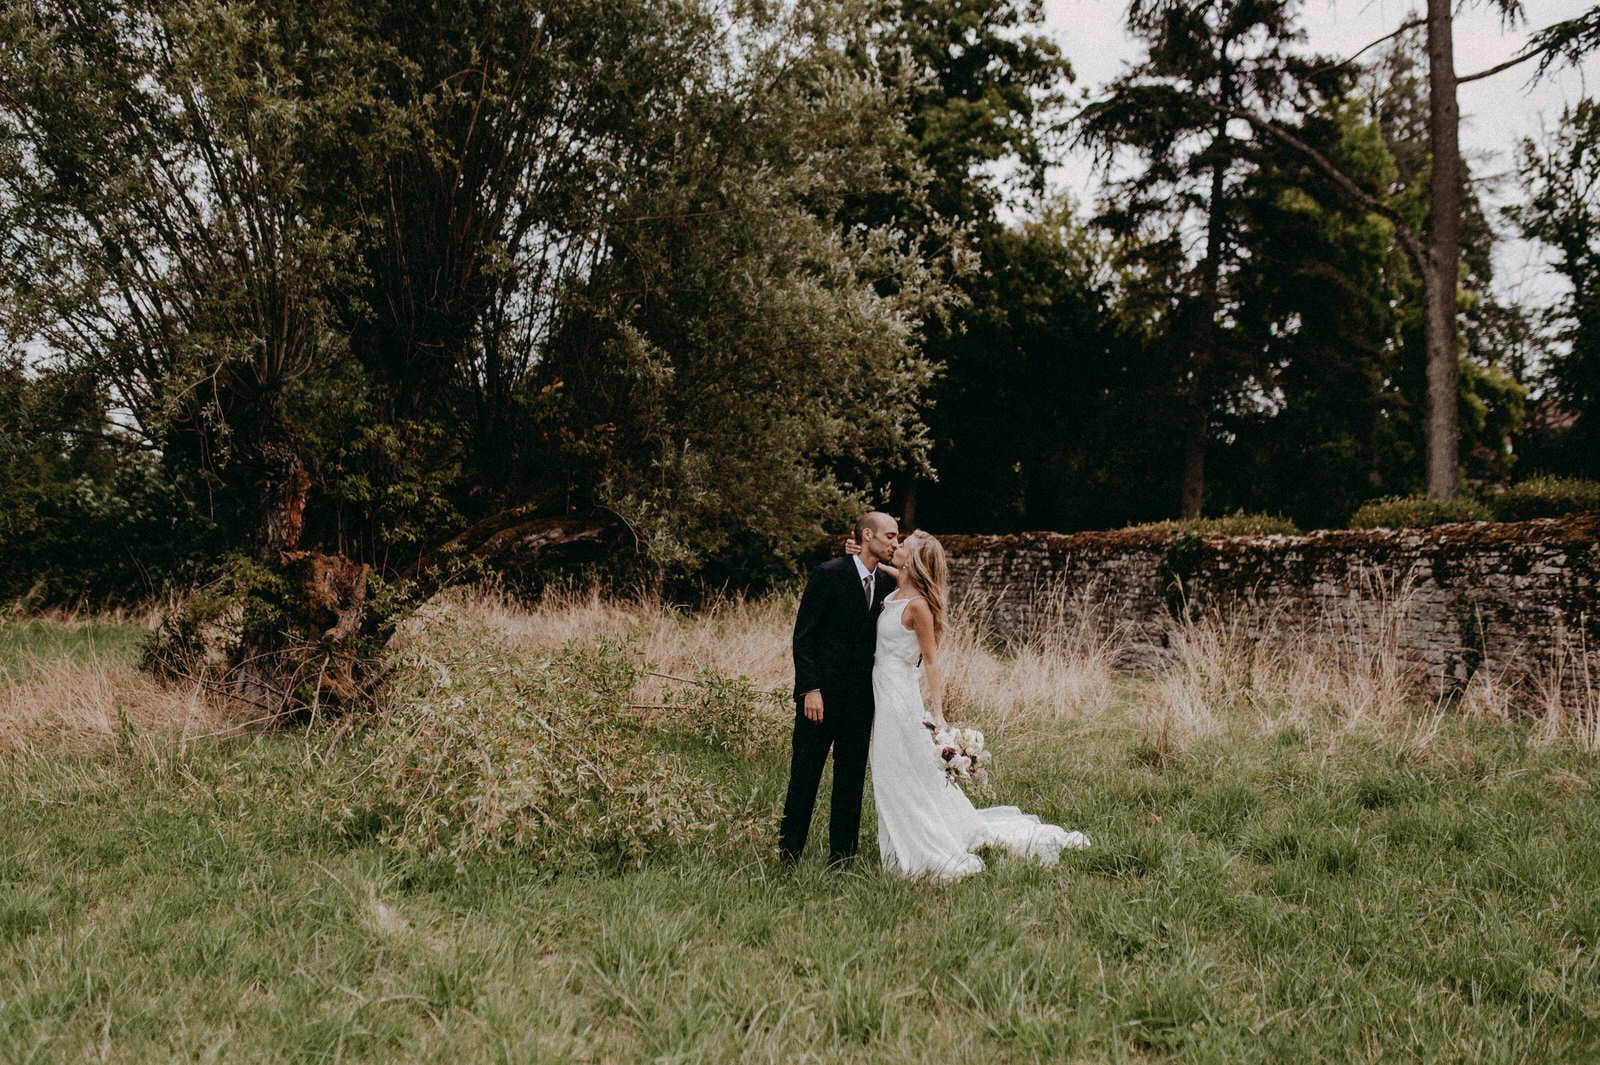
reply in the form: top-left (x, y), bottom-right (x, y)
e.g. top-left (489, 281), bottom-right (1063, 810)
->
top-left (410, 585), bottom-right (797, 745)
top-left (1138, 576), bottom-right (1432, 756)
top-left (413, 583), bottom-right (793, 685)
top-left (1530, 622), bottom-right (1600, 751)
top-left (0, 608), bottom-right (234, 755)
top-left (940, 582), bottom-right (1122, 733)
top-left (406, 584), bottom-right (798, 723)
top-left (0, 654), bottom-right (223, 755)
top-left (9, 576), bottom-right (1596, 757)
top-left (1139, 579), bottom-right (1600, 757)
top-left (412, 580), bottom-right (1125, 739)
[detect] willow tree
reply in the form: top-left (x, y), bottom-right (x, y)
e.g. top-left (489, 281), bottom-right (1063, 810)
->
top-left (1, 0), bottom-right (953, 706)
top-left (533, 6), bottom-right (958, 584)
top-left (0, 0), bottom-right (392, 705)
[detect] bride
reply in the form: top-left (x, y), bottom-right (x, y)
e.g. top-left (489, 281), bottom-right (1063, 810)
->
top-left (865, 530), bottom-right (1090, 880)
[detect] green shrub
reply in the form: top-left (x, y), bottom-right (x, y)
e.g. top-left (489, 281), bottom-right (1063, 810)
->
top-left (140, 575), bottom-right (248, 681)
top-left (1127, 511), bottom-right (1301, 538)
top-left (341, 616), bottom-right (767, 867)
top-left (0, 452), bottom-right (221, 605)
top-left (670, 667), bottom-right (786, 758)
top-left (1348, 494), bottom-right (1493, 530)
top-left (1488, 476), bottom-right (1600, 521)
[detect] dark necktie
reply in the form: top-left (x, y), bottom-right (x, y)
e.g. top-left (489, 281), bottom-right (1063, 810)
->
top-left (862, 573), bottom-right (873, 607)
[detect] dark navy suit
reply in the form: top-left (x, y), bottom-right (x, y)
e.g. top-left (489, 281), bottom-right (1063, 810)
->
top-left (778, 556), bottom-right (894, 865)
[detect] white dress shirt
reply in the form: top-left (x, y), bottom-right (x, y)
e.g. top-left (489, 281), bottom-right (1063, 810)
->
top-left (852, 554), bottom-right (877, 606)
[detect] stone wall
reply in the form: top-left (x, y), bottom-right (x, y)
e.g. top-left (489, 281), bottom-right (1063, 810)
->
top-left (941, 514), bottom-right (1600, 692)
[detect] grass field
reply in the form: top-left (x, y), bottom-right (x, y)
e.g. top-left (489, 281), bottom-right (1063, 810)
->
top-left (2, 598), bottom-right (1598, 1063)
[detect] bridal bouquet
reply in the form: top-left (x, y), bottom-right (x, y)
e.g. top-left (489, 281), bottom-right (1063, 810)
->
top-left (932, 726), bottom-right (991, 787)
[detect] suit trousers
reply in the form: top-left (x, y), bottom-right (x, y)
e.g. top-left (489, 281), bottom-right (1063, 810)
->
top-left (778, 689), bottom-right (874, 865)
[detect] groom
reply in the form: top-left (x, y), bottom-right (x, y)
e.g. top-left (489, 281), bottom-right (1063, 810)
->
top-left (779, 511), bottom-right (900, 869)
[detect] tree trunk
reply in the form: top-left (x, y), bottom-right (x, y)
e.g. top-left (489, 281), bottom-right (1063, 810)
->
top-left (1179, 406), bottom-right (1207, 519)
top-left (255, 412), bottom-right (311, 563)
top-left (1181, 132), bottom-right (1230, 519)
top-left (1424, 0), bottom-right (1462, 499)
top-left (230, 407), bottom-right (370, 716)
top-left (233, 408), bottom-right (315, 712)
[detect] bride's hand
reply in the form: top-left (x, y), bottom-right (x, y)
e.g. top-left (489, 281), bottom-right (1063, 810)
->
top-left (844, 537), bottom-right (861, 555)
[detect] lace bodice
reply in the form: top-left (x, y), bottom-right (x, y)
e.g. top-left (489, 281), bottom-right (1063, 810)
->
top-left (874, 594), bottom-right (923, 674)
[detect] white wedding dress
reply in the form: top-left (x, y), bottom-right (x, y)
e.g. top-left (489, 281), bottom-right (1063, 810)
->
top-left (870, 593), bottom-right (1090, 880)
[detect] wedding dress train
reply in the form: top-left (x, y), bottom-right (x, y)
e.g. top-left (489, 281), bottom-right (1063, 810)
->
top-left (869, 594), bottom-right (1090, 880)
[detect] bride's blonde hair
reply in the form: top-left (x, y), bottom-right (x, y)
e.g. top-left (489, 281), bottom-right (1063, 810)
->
top-left (901, 531), bottom-right (948, 640)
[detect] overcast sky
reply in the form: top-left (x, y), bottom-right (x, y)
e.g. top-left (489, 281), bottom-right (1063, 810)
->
top-left (1039, 0), bottom-right (1600, 305)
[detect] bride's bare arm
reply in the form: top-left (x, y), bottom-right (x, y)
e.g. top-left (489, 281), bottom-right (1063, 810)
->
top-left (906, 599), bottom-right (946, 728)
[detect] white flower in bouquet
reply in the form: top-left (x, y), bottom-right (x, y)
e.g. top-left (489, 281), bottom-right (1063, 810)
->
top-left (931, 726), bottom-right (990, 787)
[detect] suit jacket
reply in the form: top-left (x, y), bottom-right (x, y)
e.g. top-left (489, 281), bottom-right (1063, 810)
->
top-left (792, 556), bottom-right (895, 710)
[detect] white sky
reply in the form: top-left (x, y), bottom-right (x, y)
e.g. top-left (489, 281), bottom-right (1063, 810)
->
top-left (1039, 0), bottom-right (1600, 306)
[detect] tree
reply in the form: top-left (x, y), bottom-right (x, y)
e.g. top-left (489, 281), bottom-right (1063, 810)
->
top-left (0, 0), bottom-right (958, 706)
top-left (1232, 1), bottom-right (1594, 499)
top-left (1359, 29), bottom-right (1524, 493)
top-left (1507, 98), bottom-right (1600, 477)
top-left (331, 3), bottom-right (708, 510)
top-left (330, 0), bottom-right (957, 585)
top-left (1219, 99), bottom-right (1413, 527)
top-left (1077, 0), bottom-right (1338, 517)
top-left (866, 0), bottom-right (1072, 225)
top-left (535, 8), bottom-right (955, 584)
top-left (848, 0), bottom-right (1073, 527)
top-left (914, 202), bottom-right (1166, 533)
top-left (0, 0), bottom-right (394, 703)
top-left (1417, 0), bottom-right (1467, 501)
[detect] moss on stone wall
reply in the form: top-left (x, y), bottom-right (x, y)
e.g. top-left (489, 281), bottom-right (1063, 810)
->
top-left (942, 514), bottom-right (1600, 694)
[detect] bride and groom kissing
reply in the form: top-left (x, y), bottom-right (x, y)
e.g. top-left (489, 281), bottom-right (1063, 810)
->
top-left (778, 511), bottom-right (1090, 881)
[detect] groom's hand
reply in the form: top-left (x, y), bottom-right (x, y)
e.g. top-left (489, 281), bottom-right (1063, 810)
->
top-left (803, 690), bottom-right (824, 723)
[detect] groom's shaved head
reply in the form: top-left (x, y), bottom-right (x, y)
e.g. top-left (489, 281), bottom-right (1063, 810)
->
top-left (855, 511), bottom-right (900, 566)
top-left (856, 511), bottom-right (896, 539)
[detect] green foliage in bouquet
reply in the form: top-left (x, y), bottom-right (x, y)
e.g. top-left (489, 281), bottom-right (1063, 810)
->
top-left (1348, 494), bottom-right (1493, 529)
top-left (1489, 476), bottom-right (1600, 521)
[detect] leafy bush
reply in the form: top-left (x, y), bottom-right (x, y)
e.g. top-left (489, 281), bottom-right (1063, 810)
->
top-left (0, 361), bottom-right (230, 605)
top-left (1128, 511), bottom-right (1301, 538)
top-left (1348, 495), bottom-right (1493, 530)
top-left (340, 616), bottom-right (768, 867)
top-left (666, 668), bottom-right (786, 759)
top-left (1488, 476), bottom-right (1600, 521)
top-left (140, 576), bottom-right (249, 682)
